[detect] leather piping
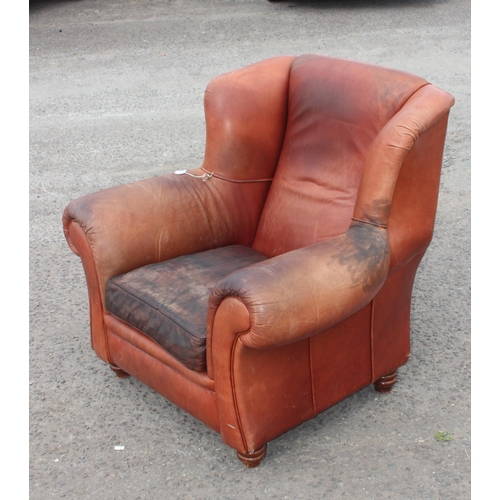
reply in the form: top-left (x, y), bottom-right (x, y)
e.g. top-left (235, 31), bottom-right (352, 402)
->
top-left (69, 220), bottom-right (112, 364)
top-left (309, 337), bottom-right (317, 417)
top-left (217, 59), bottom-right (297, 453)
top-left (231, 334), bottom-right (249, 452)
top-left (104, 311), bottom-right (209, 377)
top-left (370, 300), bottom-right (375, 384)
top-left (248, 58), bottom-right (294, 248)
top-left (109, 327), bottom-right (216, 393)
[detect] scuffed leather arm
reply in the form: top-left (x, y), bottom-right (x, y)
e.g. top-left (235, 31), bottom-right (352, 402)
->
top-left (63, 172), bottom-right (267, 298)
top-left (208, 223), bottom-right (390, 349)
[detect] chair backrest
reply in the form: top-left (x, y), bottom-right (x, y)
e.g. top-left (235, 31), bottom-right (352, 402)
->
top-left (251, 54), bottom-right (428, 257)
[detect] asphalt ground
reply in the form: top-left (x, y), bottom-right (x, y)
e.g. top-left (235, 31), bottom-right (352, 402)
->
top-left (28, 1), bottom-right (471, 498)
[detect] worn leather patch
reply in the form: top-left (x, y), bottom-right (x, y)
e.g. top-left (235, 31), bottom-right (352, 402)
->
top-left (105, 245), bottom-right (267, 372)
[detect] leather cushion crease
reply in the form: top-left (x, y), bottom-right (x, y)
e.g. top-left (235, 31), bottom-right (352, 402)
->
top-left (106, 245), bottom-right (267, 372)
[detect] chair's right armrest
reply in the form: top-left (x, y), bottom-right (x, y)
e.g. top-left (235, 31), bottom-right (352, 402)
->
top-left (208, 222), bottom-right (390, 351)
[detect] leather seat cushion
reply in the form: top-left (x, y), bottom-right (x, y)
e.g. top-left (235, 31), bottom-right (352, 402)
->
top-left (105, 245), bottom-right (267, 372)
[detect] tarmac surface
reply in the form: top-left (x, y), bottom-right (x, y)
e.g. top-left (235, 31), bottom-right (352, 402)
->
top-left (29, 0), bottom-right (471, 498)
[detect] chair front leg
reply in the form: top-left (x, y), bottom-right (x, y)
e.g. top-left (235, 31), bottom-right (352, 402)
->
top-left (374, 370), bottom-right (398, 393)
top-left (237, 444), bottom-right (267, 468)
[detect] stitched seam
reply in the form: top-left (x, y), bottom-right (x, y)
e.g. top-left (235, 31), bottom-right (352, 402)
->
top-left (230, 335), bottom-right (248, 451)
top-left (309, 337), bottom-right (317, 417)
top-left (281, 56), bottom-right (295, 155)
top-left (70, 220), bottom-right (112, 363)
top-left (226, 297), bottom-right (253, 452)
top-left (107, 323), bottom-right (214, 391)
top-left (105, 312), bottom-right (206, 371)
top-left (391, 81), bottom-right (431, 119)
top-left (107, 281), bottom-right (206, 340)
top-left (250, 56), bottom-right (295, 249)
top-left (370, 300), bottom-right (375, 384)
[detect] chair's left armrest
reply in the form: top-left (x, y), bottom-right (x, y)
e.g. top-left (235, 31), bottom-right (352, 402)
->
top-left (63, 172), bottom-right (270, 363)
top-left (63, 172), bottom-right (269, 295)
top-left (208, 222), bottom-right (390, 350)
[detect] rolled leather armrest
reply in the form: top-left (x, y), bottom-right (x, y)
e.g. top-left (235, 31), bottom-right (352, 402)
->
top-left (208, 223), bottom-right (390, 349)
top-left (63, 171), bottom-right (268, 298)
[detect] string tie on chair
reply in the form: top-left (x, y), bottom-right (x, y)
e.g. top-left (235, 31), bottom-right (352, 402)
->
top-left (175, 167), bottom-right (273, 184)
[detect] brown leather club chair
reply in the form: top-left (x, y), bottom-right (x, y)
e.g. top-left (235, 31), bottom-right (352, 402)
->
top-left (62, 55), bottom-right (454, 467)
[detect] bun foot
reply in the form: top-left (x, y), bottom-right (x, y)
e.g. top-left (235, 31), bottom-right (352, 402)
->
top-left (237, 444), bottom-right (267, 468)
top-left (110, 365), bottom-right (130, 378)
top-left (374, 370), bottom-right (397, 393)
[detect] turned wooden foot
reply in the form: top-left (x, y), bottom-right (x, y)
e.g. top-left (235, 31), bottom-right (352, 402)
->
top-left (374, 370), bottom-right (397, 393)
top-left (110, 365), bottom-right (130, 378)
top-left (237, 444), bottom-right (267, 468)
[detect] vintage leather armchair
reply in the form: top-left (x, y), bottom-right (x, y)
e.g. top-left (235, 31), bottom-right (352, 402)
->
top-left (62, 55), bottom-right (454, 467)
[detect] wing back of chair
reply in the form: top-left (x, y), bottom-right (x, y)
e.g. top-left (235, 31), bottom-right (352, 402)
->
top-left (252, 54), bottom-right (430, 257)
top-left (356, 83), bottom-right (454, 271)
top-left (202, 56), bottom-right (294, 183)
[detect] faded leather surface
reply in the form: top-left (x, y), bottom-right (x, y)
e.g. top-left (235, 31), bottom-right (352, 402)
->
top-left (62, 54), bottom-right (455, 457)
top-left (202, 56), bottom-right (294, 182)
top-left (62, 56), bottom-right (293, 364)
top-left (253, 55), bottom-right (428, 257)
top-left (107, 330), bottom-right (220, 433)
top-left (310, 304), bottom-right (372, 415)
top-left (66, 220), bottom-right (111, 363)
top-left (354, 85), bottom-right (454, 271)
top-left (370, 251), bottom-right (425, 381)
top-left (385, 113), bottom-right (451, 271)
top-left (63, 173), bottom-right (267, 305)
top-left (209, 223), bottom-right (390, 350)
top-left (106, 246), bottom-right (266, 372)
top-left (230, 336), bottom-right (314, 452)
